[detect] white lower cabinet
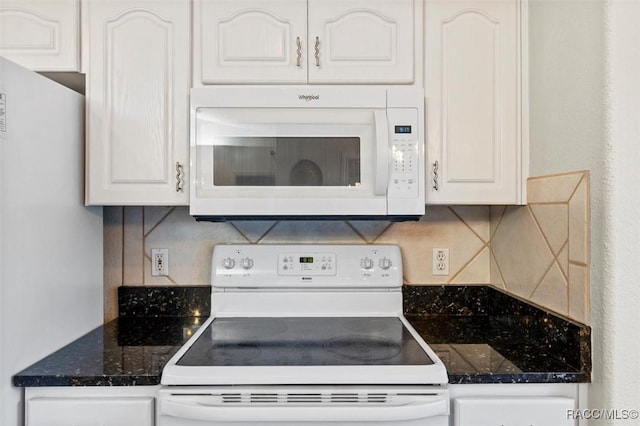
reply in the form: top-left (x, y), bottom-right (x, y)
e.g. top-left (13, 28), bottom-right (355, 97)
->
top-left (454, 397), bottom-right (574, 426)
top-left (25, 386), bottom-right (158, 426)
top-left (450, 383), bottom-right (587, 426)
top-left (25, 383), bottom-right (587, 426)
top-left (27, 397), bottom-right (154, 426)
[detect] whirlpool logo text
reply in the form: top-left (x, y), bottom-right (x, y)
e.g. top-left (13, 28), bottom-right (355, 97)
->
top-left (298, 94), bottom-right (320, 102)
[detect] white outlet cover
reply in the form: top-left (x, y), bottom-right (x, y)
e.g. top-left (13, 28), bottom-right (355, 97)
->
top-left (152, 248), bottom-right (169, 276)
top-left (432, 248), bottom-right (449, 276)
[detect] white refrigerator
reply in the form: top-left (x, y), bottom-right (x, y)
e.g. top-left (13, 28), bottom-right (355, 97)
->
top-left (0, 58), bottom-right (103, 426)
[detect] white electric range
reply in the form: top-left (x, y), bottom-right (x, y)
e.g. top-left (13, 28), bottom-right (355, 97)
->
top-left (160, 244), bottom-right (449, 425)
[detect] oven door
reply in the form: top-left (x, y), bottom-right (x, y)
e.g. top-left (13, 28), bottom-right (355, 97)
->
top-left (159, 387), bottom-right (449, 426)
top-left (190, 106), bottom-right (392, 217)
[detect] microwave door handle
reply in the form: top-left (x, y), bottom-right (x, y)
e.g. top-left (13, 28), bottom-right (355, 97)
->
top-left (374, 110), bottom-right (390, 196)
top-left (161, 397), bottom-right (448, 422)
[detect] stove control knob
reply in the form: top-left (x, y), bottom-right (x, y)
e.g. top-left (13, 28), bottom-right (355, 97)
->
top-left (222, 257), bottom-right (236, 269)
top-left (379, 257), bottom-right (393, 270)
top-left (240, 257), bottom-right (254, 270)
top-left (360, 257), bottom-right (374, 270)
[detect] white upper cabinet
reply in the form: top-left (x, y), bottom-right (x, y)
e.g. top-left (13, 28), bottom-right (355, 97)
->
top-left (198, 0), bottom-right (307, 84)
top-left (307, 0), bottom-right (414, 84)
top-left (0, 0), bottom-right (79, 71)
top-left (425, 0), bottom-right (527, 204)
top-left (196, 0), bottom-right (415, 85)
top-left (84, 0), bottom-right (190, 205)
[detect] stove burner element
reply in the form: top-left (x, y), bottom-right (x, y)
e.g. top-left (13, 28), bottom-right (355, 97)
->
top-left (343, 317), bottom-right (398, 334)
top-left (212, 318), bottom-right (288, 340)
top-left (324, 336), bottom-right (402, 361)
top-left (211, 343), bottom-right (262, 365)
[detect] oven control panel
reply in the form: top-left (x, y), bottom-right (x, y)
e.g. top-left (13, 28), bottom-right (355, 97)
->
top-left (212, 244), bottom-right (402, 288)
top-left (278, 253), bottom-right (336, 276)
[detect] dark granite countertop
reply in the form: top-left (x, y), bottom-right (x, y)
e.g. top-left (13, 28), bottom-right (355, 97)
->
top-left (14, 317), bottom-right (203, 387)
top-left (14, 285), bottom-right (591, 387)
top-left (14, 286), bottom-right (211, 387)
top-left (404, 285), bottom-right (591, 384)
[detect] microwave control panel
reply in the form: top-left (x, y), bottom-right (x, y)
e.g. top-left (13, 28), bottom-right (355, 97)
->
top-left (388, 108), bottom-right (419, 198)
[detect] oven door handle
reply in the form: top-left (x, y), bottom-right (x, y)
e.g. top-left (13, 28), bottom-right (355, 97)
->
top-left (161, 397), bottom-right (448, 422)
top-left (374, 109), bottom-right (390, 196)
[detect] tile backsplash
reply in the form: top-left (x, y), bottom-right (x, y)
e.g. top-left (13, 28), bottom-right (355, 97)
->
top-left (491, 171), bottom-right (590, 324)
top-left (104, 171), bottom-right (590, 325)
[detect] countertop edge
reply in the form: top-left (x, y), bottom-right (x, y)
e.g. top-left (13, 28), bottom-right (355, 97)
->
top-left (448, 372), bottom-right (590, 385)
top-left (14, 375), bottom-right (161, 387)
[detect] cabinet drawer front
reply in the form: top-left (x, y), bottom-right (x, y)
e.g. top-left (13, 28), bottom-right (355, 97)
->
top-left (27, 397), bottom-right (154, 426)
top-left (454, 396), bottom-right (575, 426)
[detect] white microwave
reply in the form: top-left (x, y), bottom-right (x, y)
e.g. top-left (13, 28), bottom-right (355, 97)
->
top-left (190, 87), bottom-right (425, 220)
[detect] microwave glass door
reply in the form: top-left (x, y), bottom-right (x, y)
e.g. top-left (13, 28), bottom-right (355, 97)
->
top-left (212, 137), bottom-right (360, 187)
top-left (194, 108), bottom-right (378, 198)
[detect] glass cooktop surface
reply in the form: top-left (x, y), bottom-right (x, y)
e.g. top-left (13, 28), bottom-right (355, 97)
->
top-left (176, 317), bottom-right (435, 367)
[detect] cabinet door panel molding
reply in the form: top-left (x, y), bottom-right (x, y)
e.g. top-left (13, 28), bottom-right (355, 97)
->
top-left (196, 0), bottom-right (415, 85)
top-left (425, 0), bottom-right (527, 205)
top-left (0, 0), bottom-right (79, 71)
top-left (85, 0), bottom-right (189, 205)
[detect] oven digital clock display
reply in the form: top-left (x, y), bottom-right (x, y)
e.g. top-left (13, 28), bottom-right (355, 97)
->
top-left (299, 256), bottom-right (314, 264)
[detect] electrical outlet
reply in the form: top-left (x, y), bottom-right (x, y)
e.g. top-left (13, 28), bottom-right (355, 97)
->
top-left (432, 248), bottom-right (449, 276)
top-left (152, 249), bottom-right (169, 276)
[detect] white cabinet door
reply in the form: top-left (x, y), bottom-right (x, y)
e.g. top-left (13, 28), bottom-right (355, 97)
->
top-left (196, 0), bottom-right (415, 85)
top-left (425, 0), bottom-right (525, 204)
top-left (198, 0), bottom-right (307, 84)
top-left (85, 0), bottom-right (190, 205)
top-left (307, 0), bottom-right (414, 84)
top-left (27, 397), bottom-right (154, 426)
top-left (0, 0), bottom-right (79, 71)
top-left (454, 397), bottom-right (575, 426)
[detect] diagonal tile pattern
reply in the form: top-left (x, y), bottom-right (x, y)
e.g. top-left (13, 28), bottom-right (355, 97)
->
top-left (108, 206), bottom-right (491, 293)
top-left (103, 171), bottom-right (590, 325)
top-left (492, 206), bottom-right (555, 297)
top-left (376, 207), bottom-right (488, 284)
top-left (491, 171), bottom-right (590, 324)
top-left (143, 208), bottom-right (247, 285)
top-left (529, 203), bottom-right (568, 255)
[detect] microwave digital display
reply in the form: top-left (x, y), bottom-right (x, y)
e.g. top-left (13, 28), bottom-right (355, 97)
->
top-left (299, 257), bottom-right (314, 264)
top-left (394, 125), bottom-right (412, 134)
